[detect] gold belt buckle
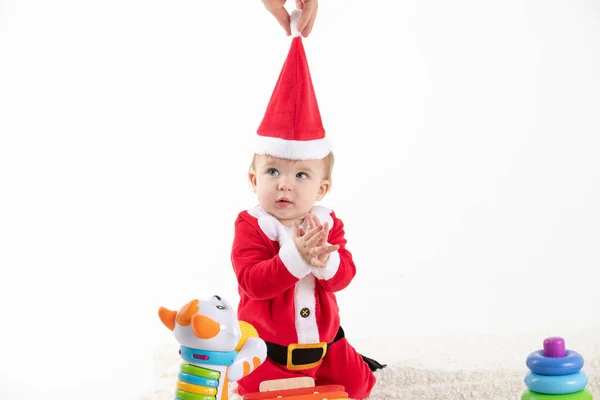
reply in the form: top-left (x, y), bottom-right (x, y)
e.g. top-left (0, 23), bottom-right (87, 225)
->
top-left (286, 342), bottom-right (328, 370)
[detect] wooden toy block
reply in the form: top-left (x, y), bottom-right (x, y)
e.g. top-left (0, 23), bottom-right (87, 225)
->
top-left (259, 377), bottom-right (316, 392)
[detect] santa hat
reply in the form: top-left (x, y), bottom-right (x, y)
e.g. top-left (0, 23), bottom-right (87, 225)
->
top-left (254, 10), bottom-right (332, 161)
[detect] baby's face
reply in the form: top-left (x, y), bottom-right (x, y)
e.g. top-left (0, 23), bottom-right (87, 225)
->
top-left (250, 155), bottom-right (330, 227)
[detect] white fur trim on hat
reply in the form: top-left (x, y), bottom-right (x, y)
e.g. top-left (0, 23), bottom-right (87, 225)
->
top-left (254, 135), bottom-right (332, 161)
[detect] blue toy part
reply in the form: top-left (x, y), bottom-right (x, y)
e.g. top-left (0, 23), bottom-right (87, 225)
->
top-left (524, 371), bottom-right (588, 395)
top-left (179, 346), bottom-right (237, 366)
top-left (526, 350), bottom-right (584, 376)
top-left (178, 372), bottom-right (219, 388)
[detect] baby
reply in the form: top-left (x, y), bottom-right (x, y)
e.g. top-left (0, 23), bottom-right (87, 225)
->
top-left (230, 34), bottom-right (383, 399)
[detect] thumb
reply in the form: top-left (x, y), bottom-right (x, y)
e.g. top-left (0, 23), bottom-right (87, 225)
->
top-left (296, 0), bottom-right (316, 33)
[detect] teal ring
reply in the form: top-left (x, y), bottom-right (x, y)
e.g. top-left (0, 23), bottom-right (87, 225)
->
top-left (178, 372), bottom-right (219, 388)
top-left (525, 371), bottom-right (588, 395)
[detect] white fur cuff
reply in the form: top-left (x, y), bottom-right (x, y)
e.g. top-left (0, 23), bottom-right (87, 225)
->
top-left (311, 248), bottom-right (340, 281)
top-left (279, 240), bottom-right (312, 279)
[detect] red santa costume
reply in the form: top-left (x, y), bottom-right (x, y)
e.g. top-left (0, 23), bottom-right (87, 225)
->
top-left (231, 11), bottom-right (383, 399)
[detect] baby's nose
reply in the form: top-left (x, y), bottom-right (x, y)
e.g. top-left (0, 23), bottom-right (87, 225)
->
top-left (278, 177), bottom-right (293, 191)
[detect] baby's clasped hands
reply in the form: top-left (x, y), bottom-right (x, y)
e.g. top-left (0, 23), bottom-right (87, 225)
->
top-left (293, 214), bottom-right (339, 268)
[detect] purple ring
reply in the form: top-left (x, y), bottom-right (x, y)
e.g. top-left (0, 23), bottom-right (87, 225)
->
top-left (526, 349), bottom-right (584, 376)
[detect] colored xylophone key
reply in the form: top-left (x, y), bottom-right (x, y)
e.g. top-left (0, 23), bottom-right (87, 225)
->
top-left (243, 385), bottom-right (348, 400)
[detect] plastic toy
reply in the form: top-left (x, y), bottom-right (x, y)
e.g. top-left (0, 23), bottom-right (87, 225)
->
top-left (242, 377), bottom-right (350, 400)
top-left (159, 295), bottom-right (267, 400)
top-left (521, 337), bottom-right (594, 399)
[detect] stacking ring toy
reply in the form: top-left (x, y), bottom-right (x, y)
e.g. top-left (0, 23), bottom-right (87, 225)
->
top-left (175, 388), bottom-right (216, 400)
top-left (180, 364), bottom-right (221, 380)
top-left (526, 350), bottom-right (584, 376)
top-left (177, 381), bottom-right (218, 396)
top-left (178, 372), bottom-right (220, 388)
top-left (526, 337), bottom-right (584, 376)
top-left (521, 388), bottom-right (593, 400)
top-left (524, 371), bottom-right (588, 395)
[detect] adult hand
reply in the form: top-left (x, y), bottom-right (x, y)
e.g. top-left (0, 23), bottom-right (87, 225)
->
top-left (261, 0), bottom-right (318, 37)
top-left (295, 0), bottom-right (318, 37)
top-left (261, 0), bottom-right (291, 36)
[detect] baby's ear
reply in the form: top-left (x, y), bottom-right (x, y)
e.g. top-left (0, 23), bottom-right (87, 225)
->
top-left (248, 171), bottom-right (257, 192)
top-left (316, 179), bottom-right (330, 200)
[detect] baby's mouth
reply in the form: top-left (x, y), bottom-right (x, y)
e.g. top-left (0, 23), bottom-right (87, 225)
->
top-left (276, 198), bottom-right (293, 208)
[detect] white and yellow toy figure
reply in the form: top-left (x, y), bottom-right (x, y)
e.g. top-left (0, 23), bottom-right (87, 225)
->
top-left (159, 295), bottom-right (267, 400)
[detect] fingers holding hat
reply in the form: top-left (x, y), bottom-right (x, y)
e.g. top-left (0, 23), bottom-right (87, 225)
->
top-left (262, 0), bottom-right (292, 36)
top-left (295, 0), bottom-right (318, 37)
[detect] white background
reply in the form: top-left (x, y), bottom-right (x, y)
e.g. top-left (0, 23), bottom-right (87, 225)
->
top-left (1, 1), bottom-right (599, 399)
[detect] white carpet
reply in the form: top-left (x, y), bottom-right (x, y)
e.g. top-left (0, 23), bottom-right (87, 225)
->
top-left (140, 329), bottom-right (600, 400)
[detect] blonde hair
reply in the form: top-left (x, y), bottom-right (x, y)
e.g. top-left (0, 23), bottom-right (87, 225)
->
top-left (250, 151), bottom-right (335, 183)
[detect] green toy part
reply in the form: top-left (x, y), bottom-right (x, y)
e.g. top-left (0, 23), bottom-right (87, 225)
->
top-left (521, 388), bottom-right (593, 400)
top-left (180, 363), bottom-right (221, 380)
top-left (175, 388), bottom-right (216, 400)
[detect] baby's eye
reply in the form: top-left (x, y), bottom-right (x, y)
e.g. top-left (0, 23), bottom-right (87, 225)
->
top-left (267, 168), bottom-right (279, 176)
top-left (296, 172), bottom-right (308, 179)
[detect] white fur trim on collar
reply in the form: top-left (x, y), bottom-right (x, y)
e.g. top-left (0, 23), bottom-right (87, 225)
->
top-left (246, 205), bottom-right (337, 283)
top-left (247, 206), bottom-right (282, 241)
top-left (310, 205), bottom-right (334, 229)
top-left (254, 135), bottom-right (332, 161)
top-left (246, 205), bottom-right (334, 242)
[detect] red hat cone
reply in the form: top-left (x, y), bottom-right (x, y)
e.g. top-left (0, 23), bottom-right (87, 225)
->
top-left (255, 37), bottom-right (331, 160)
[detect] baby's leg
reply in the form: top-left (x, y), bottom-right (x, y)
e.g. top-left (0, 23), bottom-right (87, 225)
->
top-left (235, 358), bottom-right (310, 396)
top-left (315, 338), bottom-right (376, 399)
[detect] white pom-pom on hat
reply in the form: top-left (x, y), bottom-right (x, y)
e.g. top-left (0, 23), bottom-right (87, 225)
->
top-left (290, 9), bottom-right (302, 37)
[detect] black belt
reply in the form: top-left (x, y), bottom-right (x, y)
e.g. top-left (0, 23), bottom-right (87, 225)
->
top-left (265, 326), bottom-right (345, 370)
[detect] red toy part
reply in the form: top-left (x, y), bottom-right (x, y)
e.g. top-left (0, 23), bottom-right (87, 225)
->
top-left (243, 385), bottom-right (345, 400)
top-left (246, 391), bottom-right (348, 400)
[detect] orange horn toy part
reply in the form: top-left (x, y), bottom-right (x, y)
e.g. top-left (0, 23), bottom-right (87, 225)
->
top-left (176, 299), bottom-right (199, 327)
top-left (191, 314), bottom-right (221, 339)
top-left (158, 307), bottom-right (177, 331)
